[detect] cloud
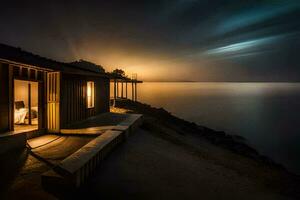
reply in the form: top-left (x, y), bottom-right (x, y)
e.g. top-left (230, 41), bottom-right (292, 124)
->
top-left (202, 31), bottom-right (300, 58)
top-left (217, 0), bottom-right (300, 35)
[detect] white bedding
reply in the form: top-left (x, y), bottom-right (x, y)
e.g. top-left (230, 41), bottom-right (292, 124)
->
top-left (14, 108), bottom-right (27, 124)
top-left (14, 107), bottom-right (38, 124)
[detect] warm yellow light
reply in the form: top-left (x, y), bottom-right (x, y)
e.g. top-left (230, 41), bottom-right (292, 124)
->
top-left (87, 81), bottom-right (95, 108)
top-left (87, 83), bottom-right (92, 97)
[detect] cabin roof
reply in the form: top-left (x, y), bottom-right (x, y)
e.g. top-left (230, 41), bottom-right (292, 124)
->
top-left (0, 43), bottom-right (109, 77)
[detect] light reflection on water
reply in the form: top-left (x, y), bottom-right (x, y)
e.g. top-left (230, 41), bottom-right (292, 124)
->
top-left (110, 82), bottom-right (300, 174)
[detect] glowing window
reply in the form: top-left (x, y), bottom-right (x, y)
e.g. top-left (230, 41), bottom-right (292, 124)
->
top-left (87, 81), bottom-right (95, 108)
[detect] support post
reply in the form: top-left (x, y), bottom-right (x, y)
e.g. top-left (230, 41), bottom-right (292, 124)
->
top-left (116, 80), bottom-right (119, 98)
top-left (121, 80), bottom-right (123, 98)
top-left (126, 81), bottom-right (128, 99)
top-left (44, 72), bottom-right (47, 130)
top-left (113, 79), bottom-right (116, 106)
top-left (28, 82), bottom-right (32, 125)
top-left (38, 81), bottom-right (43, 130)
top-left (8, 65), bottom-right (14, 131)
top-left (131, 81), bottom-right (134, 101)
top-left (135, 82), bottom-right (137, 102)
top-left (27, 68), bottom-right (32, 125)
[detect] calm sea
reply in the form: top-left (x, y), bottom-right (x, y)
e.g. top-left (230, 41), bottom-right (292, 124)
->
top-left (111, 82), bottom-right (300, 174)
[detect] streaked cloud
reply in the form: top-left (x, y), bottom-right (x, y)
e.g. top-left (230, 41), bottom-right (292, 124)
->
top-left (203, 31), bottom-right (300, 59)
top-left (204, 35), bottom-right (278, 56)
top-left (217, 0), bottom-right (300, 34)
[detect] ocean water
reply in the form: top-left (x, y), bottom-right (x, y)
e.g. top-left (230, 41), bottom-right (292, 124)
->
top-left (111, 82), bottom-right (300, 174)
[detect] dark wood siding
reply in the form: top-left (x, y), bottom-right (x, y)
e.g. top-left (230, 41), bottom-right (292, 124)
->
top-left (0, 63), bottom-right (9, 132)
top-left (60, 74), bottom-right (109, 128)
top-left (95, 77), bottom-right (110, 114)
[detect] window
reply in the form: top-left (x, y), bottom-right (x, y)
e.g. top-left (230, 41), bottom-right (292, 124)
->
top-left (87, 81), bottom-right (95, 108)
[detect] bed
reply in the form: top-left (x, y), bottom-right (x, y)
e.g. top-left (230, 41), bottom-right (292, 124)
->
top-left (14, 101), bottom-right (38, 124)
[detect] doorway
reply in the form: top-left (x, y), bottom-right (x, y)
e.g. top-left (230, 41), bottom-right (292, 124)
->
top-left (14, 80), bottom-right (39, 132)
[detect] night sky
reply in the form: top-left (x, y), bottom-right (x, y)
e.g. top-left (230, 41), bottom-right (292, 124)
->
top-left (1, 0), bottom-right (300, 81)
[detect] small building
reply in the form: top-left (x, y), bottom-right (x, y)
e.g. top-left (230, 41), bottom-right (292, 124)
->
top-left (0, 44), bottom-right (110, 153)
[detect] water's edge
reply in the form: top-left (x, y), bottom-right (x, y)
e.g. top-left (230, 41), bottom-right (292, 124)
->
top-left (114, 99), bottom-right (295, 174)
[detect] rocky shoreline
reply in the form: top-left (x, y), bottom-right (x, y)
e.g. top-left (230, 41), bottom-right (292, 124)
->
top-left (113, 100), bottom-right (300, 198)
top-left (113, 99), bottom-right (290, 172)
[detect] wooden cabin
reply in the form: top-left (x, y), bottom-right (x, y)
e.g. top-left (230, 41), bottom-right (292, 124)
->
top-left (0, 44), bottom-right (110, 153)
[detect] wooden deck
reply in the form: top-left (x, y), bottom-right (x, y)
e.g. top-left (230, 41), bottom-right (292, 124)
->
top-left (60, 112), bottom-right (131, 135)
top-left (37, 112), bottom-right (143, 188)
